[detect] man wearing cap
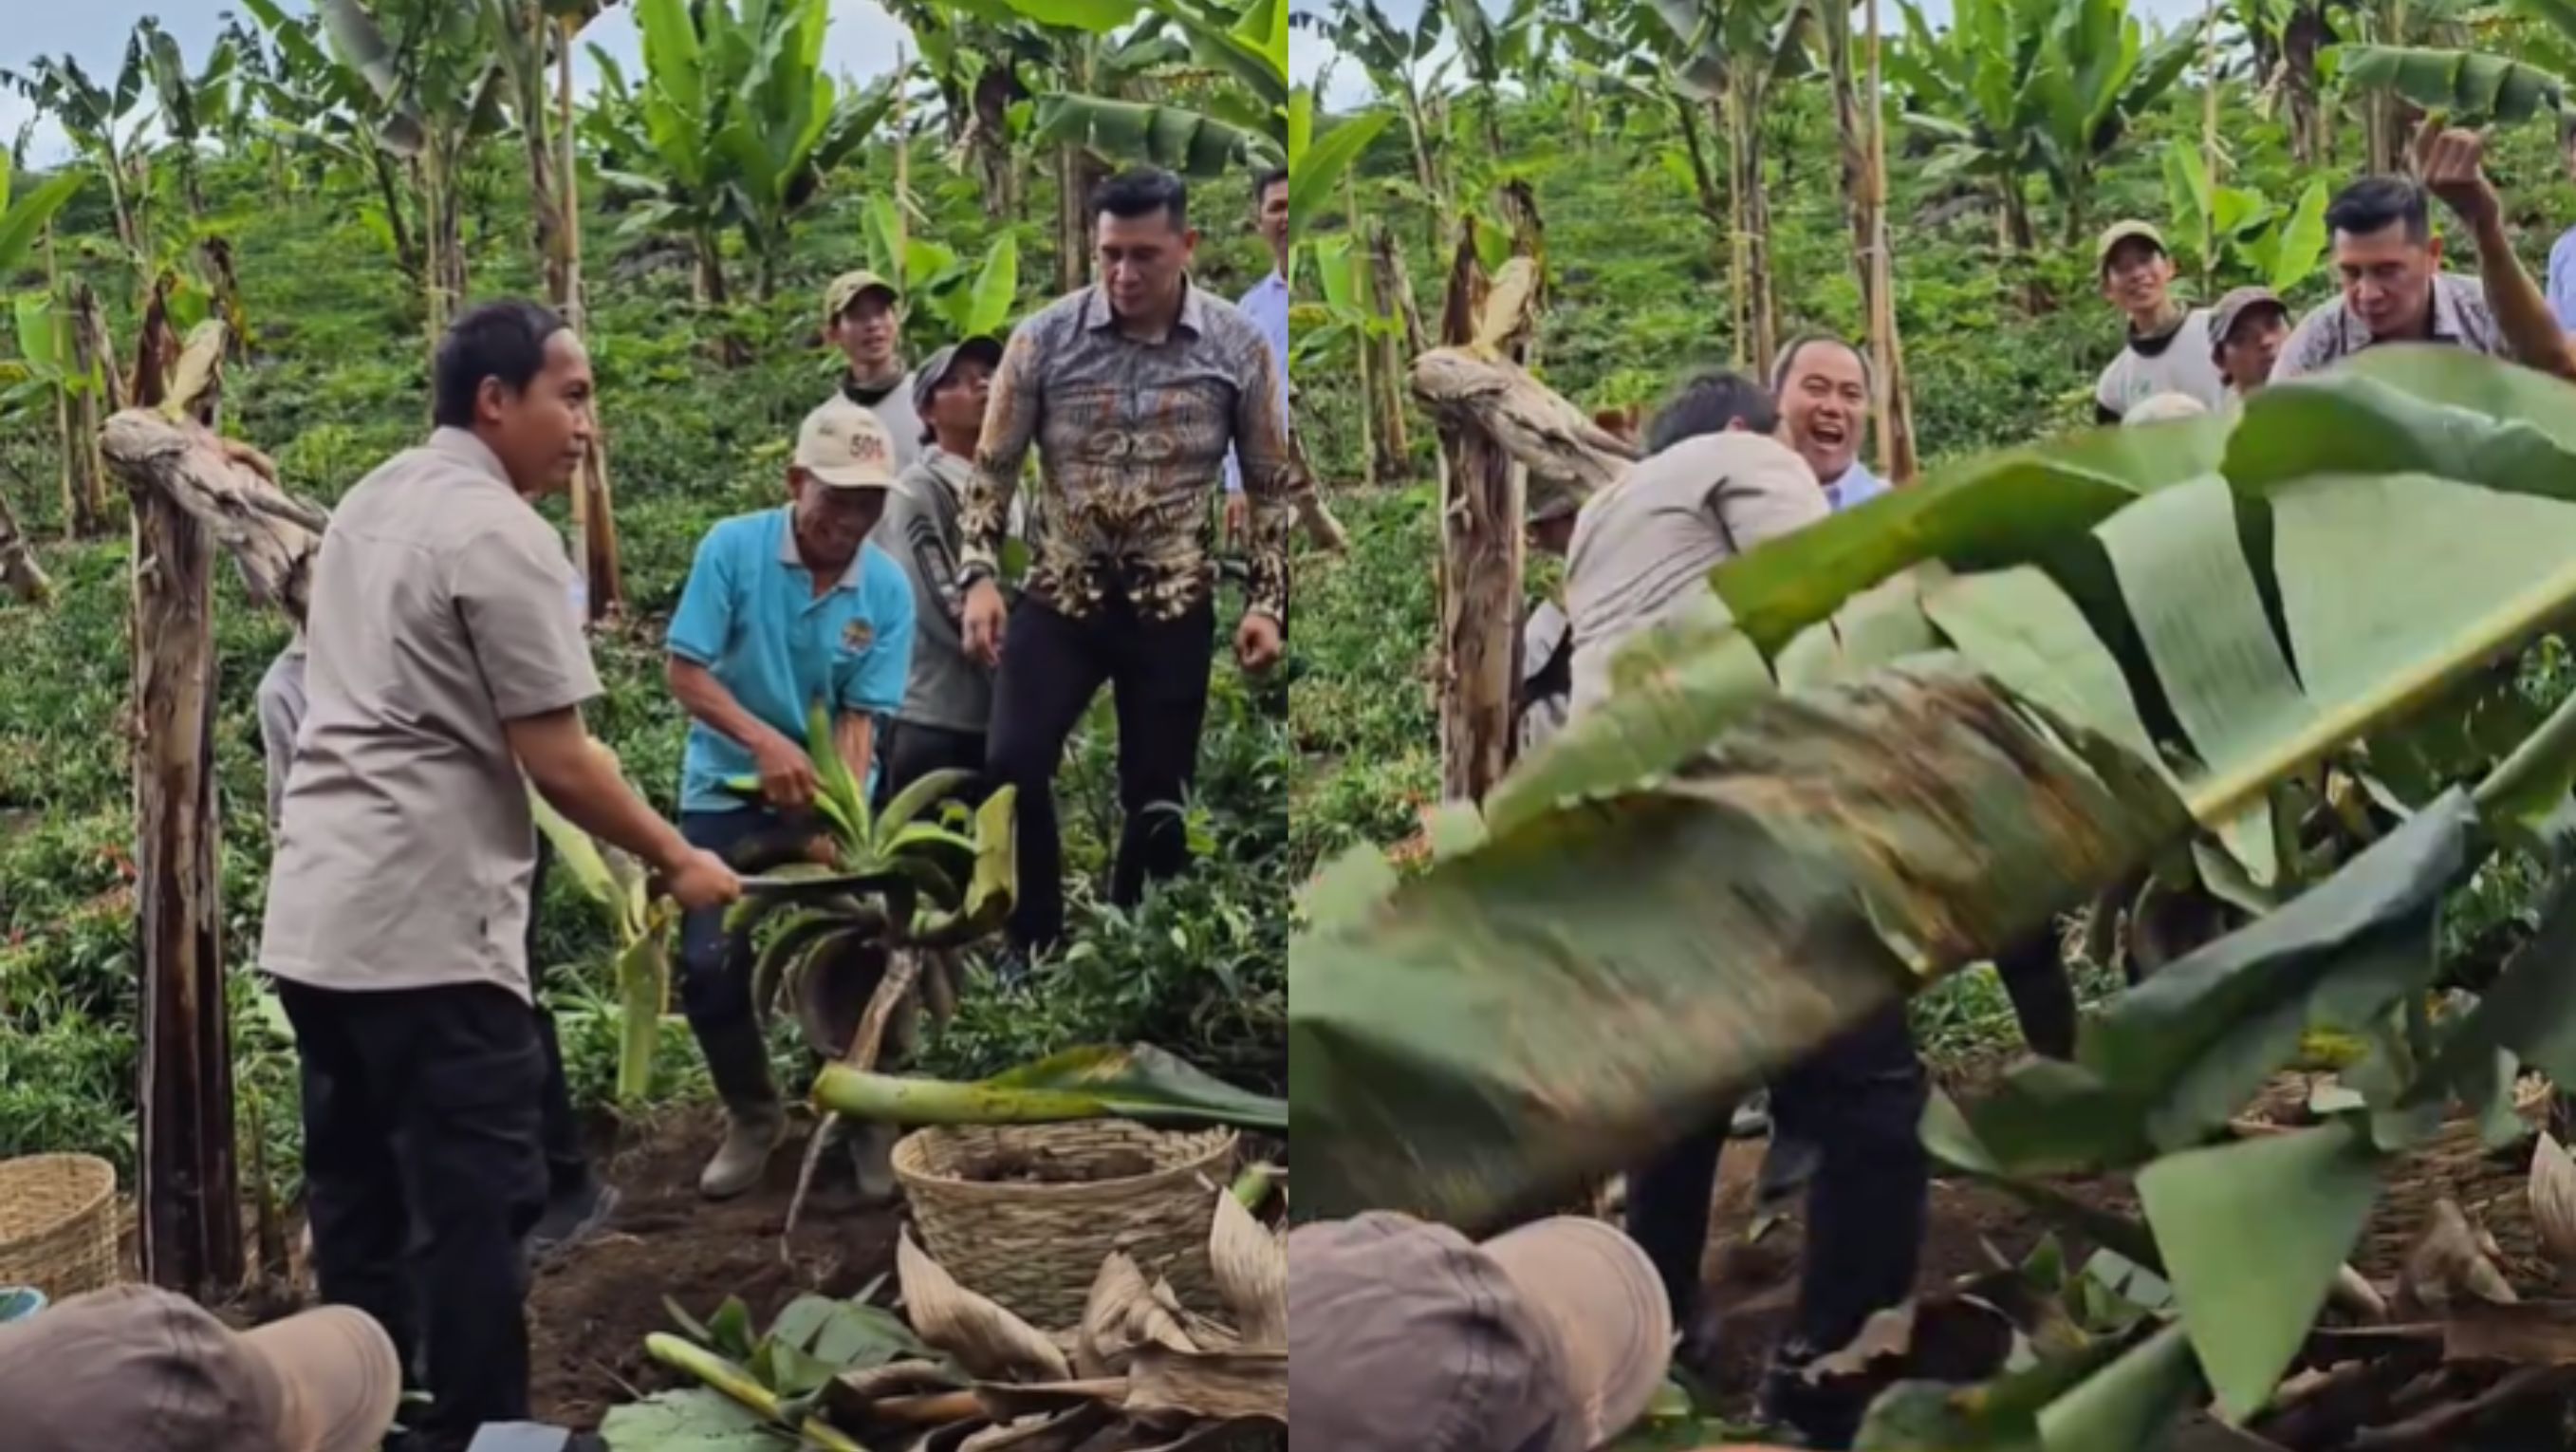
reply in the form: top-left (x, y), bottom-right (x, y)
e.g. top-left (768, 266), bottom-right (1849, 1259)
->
top-left (2209, 286), bottom-right (2292, 401)
top-left (958, 167), bottom-right (1299, 957)
top-left (880, 335), bottom-right (1007, 802)
top-left (1289, 1211), bottom-right (1675, 1452)
top-left (664, 402), bottom-right (917, 1201)
top-left (2270, 173), bottom-right (2511, 382)
top-left (263, 301), bottom-right (740, 1451)
top-left (821, 270), bottom-right (923, 474)
top-left (2093, 221), bottom-right (2229, 422)
top-left (1222, 166), bottom-right (1290, 542)
top-left (0, 1285), bottom-right (404, 1452)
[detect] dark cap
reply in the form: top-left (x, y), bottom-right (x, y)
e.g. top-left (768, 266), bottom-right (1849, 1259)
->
top-left (0, 1284), bottom-right (402, 1452)
top-left (1288, 1211), bottom-right (1672, 1452)
top-left (910, 335), bottom-right (1007, 427)
top-left (2209, 285), bottom-right (2290, 358)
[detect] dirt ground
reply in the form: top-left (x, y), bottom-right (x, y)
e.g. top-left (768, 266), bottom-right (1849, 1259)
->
top-left (527, 1105), bottom-right (904, 1428)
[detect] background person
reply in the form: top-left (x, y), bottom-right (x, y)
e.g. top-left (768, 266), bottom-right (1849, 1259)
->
top-left (1771, 335), bottom-right (1886, 510)
top-left (879, 335), bottom-right (1006, 804)
top-left (1223, 165), bottom-right (1289, 542)
top-left (821, 270), bottom-right (922, 473)
top-left (2092, 220), bottom-right (2229, 420)
top-left (956, 167), bottom-right (1296, 958)
top-left (2270, 173), bottom-right (2510, 380)
top-left (2209, 286), bottom-right (2292, 400)
top-left (664, 403), bottom-right (917, 1202)
top-left (260, 301), bottom-right (739, 1452)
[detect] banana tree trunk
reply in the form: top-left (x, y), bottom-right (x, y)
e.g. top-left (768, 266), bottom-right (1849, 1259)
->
top-left (558, 18), bottom-right (623, 622)
top-left (1056, 144), bottom-right (1105, 296)
top-left (115, 355), bottom-right (246, 1302)
top-left (369, 147), bottom-right (419, 280)
top-left (1428, 226), bottom-right (1537, 804)
top-left (1368, 223), bottom-right (1413, 480)
top-left (0, 490), bottom-right (50, 605)
top-left (1847, 0), bottom-right (1918, 484)
top-left (694, 231), bottom-right (730, 306)
top-left (65, 280), bottom-right (114, 537)
top-left (1727, 81), bottom-right (1778, 381)
top-left (2284, 5), bottom-right (2326, 167)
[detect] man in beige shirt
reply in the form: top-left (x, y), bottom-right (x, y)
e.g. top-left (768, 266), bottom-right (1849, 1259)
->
top-left (261, 300), bottom-right (738, 1451)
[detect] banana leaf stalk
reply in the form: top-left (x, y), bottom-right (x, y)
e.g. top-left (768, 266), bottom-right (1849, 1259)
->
top-left (814, 1045), bottom-right (1288, 1132)
top-left (642, 1332), bottom-right (866, 1452)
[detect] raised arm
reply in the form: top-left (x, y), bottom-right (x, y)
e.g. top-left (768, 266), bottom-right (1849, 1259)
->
top-left (2418, 123), bottom-right (2576, 381)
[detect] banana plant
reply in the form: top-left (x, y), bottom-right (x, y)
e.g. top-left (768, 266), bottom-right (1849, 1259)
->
top-left (856, 197), bottom-right (1019, 351)
top-left (1299, 0), bottom-right (1454, 215)
top-left (238, 0), bottom-right (418, 269)
top-left (723, 701), bottom-right (1018, 1055)
top-left (1284, 87), bottom-right (1392, 238)
top-left (137, 18), bottom-right (241, 222)
top-left (531, 775), bottom-right (677, 1106)
top-left (2162, 139), bottom-right (2331, 294)
top-left (4, 40), bottom-right (155, 263)
top-left (995, 0), bottom-right (1286, 171)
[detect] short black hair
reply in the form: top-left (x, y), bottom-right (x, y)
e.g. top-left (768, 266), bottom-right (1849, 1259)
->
top-left (1092, 168), bottom-right (1190, 231)
top-left (1645, 369), bottom-right (1779, 455)
top-left (432, 300), bottom-right (570, 429)
top-left (2326, 176), bottom-right (2431, 245)
top-left (1255, 167), bottom-right (1288, 205)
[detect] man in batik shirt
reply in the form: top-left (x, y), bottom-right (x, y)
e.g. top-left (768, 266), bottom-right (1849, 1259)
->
top-left (955, 167), bottom-right (1298, 955)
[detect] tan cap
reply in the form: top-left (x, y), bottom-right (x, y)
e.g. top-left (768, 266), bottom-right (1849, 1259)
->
top-left (1288, 1211), bottom-right (1672, 1452)
top-left (2209, 285), bottom-right (2290, 353)
top-left (0, 1284), bottom-right (402, 1452)
top-left (824, 269), bottom-right (899, 326)
top-left (796, 396), bottom-right (900, 490)
top-left (2097, 220), bottom-right (2168, 273)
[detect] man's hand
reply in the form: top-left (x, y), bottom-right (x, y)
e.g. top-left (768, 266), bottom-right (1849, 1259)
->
top-left (662, 847), bottom-right (743, 911)
top-left (2416, 121), bottom-right (2501, 230)
top-left (1234, 612), bottom-right (1284, 674)
top-left (751, 728), bottom-right (820, 809)
top-left (962, 578), bottom-right (1008, 667)
top-left (1224, 492), bottom-right (1251, 543)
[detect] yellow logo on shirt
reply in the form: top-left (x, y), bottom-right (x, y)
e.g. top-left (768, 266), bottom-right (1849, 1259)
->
top-left (843, 619), bottom-right (875, 651)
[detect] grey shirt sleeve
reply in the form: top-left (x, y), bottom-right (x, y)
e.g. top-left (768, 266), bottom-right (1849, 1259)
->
top-left (453, 519), bottom-right (603, 721)
top-left (255, 650), bottom-right (306, 831)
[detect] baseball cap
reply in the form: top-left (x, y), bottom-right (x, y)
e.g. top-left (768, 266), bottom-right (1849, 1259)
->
top-left (908, 335), bottom-right (1007, 427)
top-left (2209, 285), bottom-right (2290, 353)
top-left (823, 270), bottom-right (899, 326)
top-left (0, 1283), bottom-right (401, 1452)
top-left (1289, 1211), bottom-right (1673, 1452)
top-left (795, 397), bottom-right (900, 490)
top-left (2096, 220), bottom-right (2168, 273)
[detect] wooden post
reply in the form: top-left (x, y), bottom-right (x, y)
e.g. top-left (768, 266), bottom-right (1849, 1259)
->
top-left (117, 305), bottom-right (246, 1300)
top-left (1863, 0), bottom-right (1918, 483)
top-left (557, 17), bottom-right (624, 621)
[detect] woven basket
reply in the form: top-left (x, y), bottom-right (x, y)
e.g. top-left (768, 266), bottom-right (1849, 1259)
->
top-left (0, 1155), bottom-right (117, 1302)
top-left (894, 1121), bottom-right (1237, 1331)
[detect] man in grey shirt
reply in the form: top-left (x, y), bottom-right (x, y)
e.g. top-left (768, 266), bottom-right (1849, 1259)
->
top-left (2271, 174), bottom-right (2509, 381)
top-left (262, 301), bottom-right (738, 1452)
top-left (879, 335), bottom-right (1005, 803)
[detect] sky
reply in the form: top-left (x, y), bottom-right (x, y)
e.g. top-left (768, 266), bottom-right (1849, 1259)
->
top-left (6, 0), bottom-right (2211, 161)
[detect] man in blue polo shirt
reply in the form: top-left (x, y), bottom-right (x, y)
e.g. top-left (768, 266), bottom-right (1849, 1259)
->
top-left (664, 401), bottom-right (916, 1201)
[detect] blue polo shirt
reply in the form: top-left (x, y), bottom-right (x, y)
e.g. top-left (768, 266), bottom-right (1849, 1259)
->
top-left (666, 508), bottom-right (917, 813)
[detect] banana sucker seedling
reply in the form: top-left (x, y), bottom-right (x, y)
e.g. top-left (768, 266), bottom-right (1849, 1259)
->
top-left (724, 698), bottom-right (1017, 1056)
top-left (529, 742), bottom-right (677, 1107)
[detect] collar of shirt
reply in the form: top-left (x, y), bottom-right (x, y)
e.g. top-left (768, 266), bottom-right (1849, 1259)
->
top-left (2343, 273), bottom-right (2484, 349)
top-left (773, 506), bottom-right (869, 590)
top-left (1080, 277), bottom-right (1209, 343)
top-left (425, 426), bottom-right (516, 491)
top-left (1824, 459), bottom-right (1886, 512)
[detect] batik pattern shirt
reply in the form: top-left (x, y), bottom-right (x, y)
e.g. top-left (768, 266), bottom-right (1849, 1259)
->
top-left (959, 282), bottom-right (1296, 624)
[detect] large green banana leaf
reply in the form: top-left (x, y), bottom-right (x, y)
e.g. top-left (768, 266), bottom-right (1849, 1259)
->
top-left (1029, 93), bottom-right (1270, 174)
top-left (1293, 347), bottom-right (2576, 1227)
top-left (2335, 45), bottom-right (2567, 122)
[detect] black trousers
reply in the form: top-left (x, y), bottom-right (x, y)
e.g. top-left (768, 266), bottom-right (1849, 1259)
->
top-left (1992, 928), bottom-right (2079, 1061)
top-left (674, 808), bottom-right (793, 1034)
top-left (1625, 1005), bottom-right (1930, 1358)
top-left (877, 719), bottom-right (991, 811)
top-left (986, 595), bottom-right (1214, 954)
top-left (278, 978), bottom-right (548, 1451)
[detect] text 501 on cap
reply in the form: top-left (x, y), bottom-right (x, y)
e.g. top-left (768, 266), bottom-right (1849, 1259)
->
top-left (795, 399), bottom-right (899, 490)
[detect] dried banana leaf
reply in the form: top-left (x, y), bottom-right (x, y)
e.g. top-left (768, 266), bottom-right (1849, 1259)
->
top-left (1206, 1192), bottom-right (1286, 1348)
top-left (898, 1230), bottom-right (1072, 1383)
top-left (1123, 1345), bottom-right (1288, 1425)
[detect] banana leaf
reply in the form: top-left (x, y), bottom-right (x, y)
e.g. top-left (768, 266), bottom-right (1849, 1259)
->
top-left (0, 167), bottom-right (86, 278)
top-left (1292, 660), bottom-right (2192, 1226)
top-left (1029, 93), bottom-right (1269, 175)
top-left (814, 1043), bottom-right (1286, 1131)
top-left (615, 911), bottom-right (676, 1105)
top-left (2336, 45), bottom-right (2567, 121)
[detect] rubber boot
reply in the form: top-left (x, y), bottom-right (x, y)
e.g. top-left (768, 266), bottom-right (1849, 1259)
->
top-left (696, 1017), bottom-right (784, 1201)
top-left (851, 1119), bottom-right (900, 1205)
